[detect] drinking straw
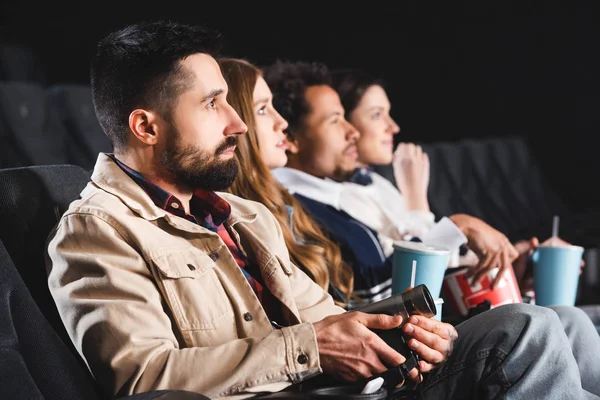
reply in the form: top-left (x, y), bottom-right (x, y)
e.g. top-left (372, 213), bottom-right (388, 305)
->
top-left (552, 215), bottom-right (560, 245)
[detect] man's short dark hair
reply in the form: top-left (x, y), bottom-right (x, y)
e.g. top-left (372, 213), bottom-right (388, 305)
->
top-left (90, 21), bottom-right (222, 150)
top-left (262, 60), bottom-right (331, 140)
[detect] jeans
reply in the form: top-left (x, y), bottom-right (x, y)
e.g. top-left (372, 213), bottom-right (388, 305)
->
top-left (420, 303), bottom-right (599, 400)
top-left (550, 305), bottom-right (600, 396)
top-left (578, 304), bottom-right (600, 335)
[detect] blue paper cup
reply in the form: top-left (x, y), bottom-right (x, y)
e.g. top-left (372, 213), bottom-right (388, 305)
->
top-left (532, 244), bottom-right (584, 307)
top-left (392, 241), bottom-right (451, 298)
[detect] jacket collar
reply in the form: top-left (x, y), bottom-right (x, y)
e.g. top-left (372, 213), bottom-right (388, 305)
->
top-left (90, 153), bottom-right (256, 229)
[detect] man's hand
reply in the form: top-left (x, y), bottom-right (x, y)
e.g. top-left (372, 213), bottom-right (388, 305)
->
top-left (450, 214), bottom-right (519, 288)
top-left (513, 236), bottom-right (584, 292)
top-left (512, 237), bottom-right (539, 291)
top-left (402, 316), bottom-right (458, 379)
top-left (313, 312), bottom-right (406, 382)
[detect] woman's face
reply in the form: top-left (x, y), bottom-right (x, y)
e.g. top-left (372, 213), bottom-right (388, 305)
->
top-left (349, 84), bottom-right (400, 165)
top-left (252, 75), bottom-right (289, 169)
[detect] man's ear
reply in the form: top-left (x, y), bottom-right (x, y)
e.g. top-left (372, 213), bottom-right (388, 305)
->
top-left (128, 109), bottom-right (162, 145)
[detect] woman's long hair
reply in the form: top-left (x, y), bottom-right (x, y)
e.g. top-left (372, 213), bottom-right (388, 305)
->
top-left (219, 57), bottom-right (354, 306)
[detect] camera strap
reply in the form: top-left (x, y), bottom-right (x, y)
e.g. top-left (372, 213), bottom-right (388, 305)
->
top-left (378, 350), bottom-right (419, 390)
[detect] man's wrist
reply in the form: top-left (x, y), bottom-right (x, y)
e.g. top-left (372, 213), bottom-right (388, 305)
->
top-left (449, 213), bottom-right (473, 237)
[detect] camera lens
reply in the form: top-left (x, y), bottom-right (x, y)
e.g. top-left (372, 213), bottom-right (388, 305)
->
top-left (401, 284), bottom-right (436, 318)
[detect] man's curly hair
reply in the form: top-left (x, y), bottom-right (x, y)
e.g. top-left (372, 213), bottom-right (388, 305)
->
top-left (262, 60), bottom-right (331, 140)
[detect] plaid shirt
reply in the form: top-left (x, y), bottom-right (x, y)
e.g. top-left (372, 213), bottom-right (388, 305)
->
top-left (110, 155), bottom-right (282, 324)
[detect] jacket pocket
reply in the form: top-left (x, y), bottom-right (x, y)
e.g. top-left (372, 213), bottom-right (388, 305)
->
top-left (275, 255), bottom-right (293, 276)
top-left (151, 250), bottom-right (234, 331)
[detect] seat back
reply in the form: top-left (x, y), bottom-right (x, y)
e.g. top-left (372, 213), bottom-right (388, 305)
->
top-left (0, 43), bottom-right (46, 84)
top-left (373, 136), bottom-right (568, 242)
top-left (0, 164), bottom-right (93, 378)
top-left (0, 239), bottom-right (102, 400)
top-left (47, 84), bottom-right (112, 169)
top-left (0, 81), bottom-right (69, 168)
top-left (0, 164), bottom-right (212, 400)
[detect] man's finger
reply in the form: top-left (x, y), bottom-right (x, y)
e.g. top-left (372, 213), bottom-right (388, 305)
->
top-left (351, 364), bottom-right (375, 381)
top-left (491, 263), bottom-right (507, 289)
top-left (367, 357), bottom-right (390, 377)
top-left (403, 323), bottom-right (448, 364)
top-left (370, 334), bottom-right (407, 368)
top-left (406, 316), bottom-right (457, 340)
top-left (507, 243), bottom-right (520, 261)
top-left (407, 367), bottom-right (423, 383)
top-left (354, 312), bottom-right (403, 330)
top-left (475, 251), bottom-right (494, 270)
top-left (467, 252), bottom-right (491, 278)
top-left (418, 360), bottom-right (437, 373)
top-left (472, 253), bottom-right (499, 283)
top-left (491, 251), bottom-right (511, 289)
top-left (406, 336), bottom-right (445, 365)
top-left (514, 240), bottom-right (533, 254)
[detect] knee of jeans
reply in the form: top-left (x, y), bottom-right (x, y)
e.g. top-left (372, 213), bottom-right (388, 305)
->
top-left (549, 305), bottom-right (589, 328)
top-left (495, 303), bottom-right (560, 331)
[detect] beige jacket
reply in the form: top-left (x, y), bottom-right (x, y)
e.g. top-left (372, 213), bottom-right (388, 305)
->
top-left (46, 154), bottom-right (344, 399)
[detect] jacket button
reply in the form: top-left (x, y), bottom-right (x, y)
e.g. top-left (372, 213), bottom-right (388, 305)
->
top-left (297, 354), bottom-right (308, 365)
top-left (209, 252), bottom-right (219, 261)
top-left (243, 312), bottom-right (253, 322)
top-left (187, 264), bottom-right (196, 271)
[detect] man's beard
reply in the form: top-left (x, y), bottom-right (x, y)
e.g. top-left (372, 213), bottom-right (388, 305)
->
top-left (159, 128), bottom-right (239, 192)
top-left (332, 142), bottom-right (359, 182)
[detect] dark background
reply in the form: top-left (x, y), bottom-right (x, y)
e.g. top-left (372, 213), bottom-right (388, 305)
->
top-left (1, 2), bottom-right (599, 211)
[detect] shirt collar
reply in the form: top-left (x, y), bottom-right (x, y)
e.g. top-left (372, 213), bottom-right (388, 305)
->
top-left (272, 167), bottom-right (345, 210)
top-left (109, 154), bottom-right (231, 226)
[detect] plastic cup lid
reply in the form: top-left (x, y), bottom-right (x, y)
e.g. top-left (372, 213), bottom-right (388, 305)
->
top-left (537, 243), bottom-right (584, 252)
top-left (393, 240), bottom-right (451, 255)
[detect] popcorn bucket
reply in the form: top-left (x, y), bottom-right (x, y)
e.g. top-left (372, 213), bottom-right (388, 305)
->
top-left (442, 266), bottom-right (522, 316)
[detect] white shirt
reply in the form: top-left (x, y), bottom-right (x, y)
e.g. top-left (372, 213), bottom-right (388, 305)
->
top-left (272, 167), bottom-right (467, 264)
